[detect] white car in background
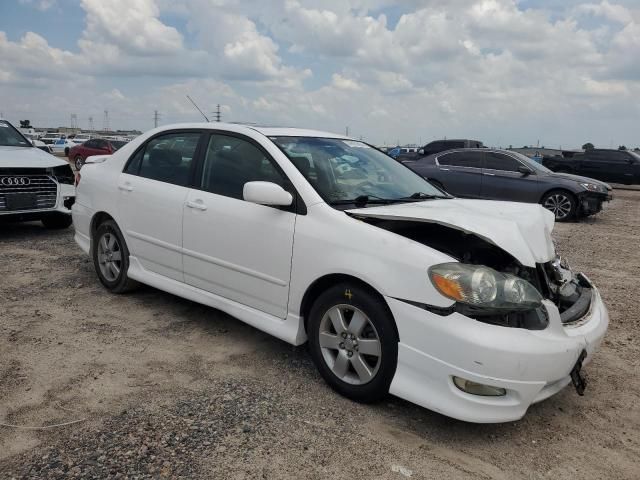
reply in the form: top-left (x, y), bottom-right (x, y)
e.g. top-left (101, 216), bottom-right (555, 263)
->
top-left (0, 120), bottom-right (75, 228)
top-left (39, 132), bottom-right (65, 145)
top-left (70, 133), bottom-right (92, 144)
top-left (50, 138), bottom-right (78, 156)
top-left (72, 123), bottom-right (608, 422)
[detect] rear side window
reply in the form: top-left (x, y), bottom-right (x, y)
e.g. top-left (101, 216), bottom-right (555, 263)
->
top-left (124, 132), bottom-right (201, 186)
top-left (438, 151), bottom-right (482, 168)
top-left (484, 152), bottom-right (521, 172)
top-left (199, 134), bottom-right (286, 201)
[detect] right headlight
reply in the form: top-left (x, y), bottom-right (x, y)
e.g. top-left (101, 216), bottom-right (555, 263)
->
top-left (429, 263), bottom-right (542, 311)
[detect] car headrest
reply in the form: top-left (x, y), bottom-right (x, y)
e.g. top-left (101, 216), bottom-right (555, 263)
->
top-left (290, 155), bottom-right (311, 175)
top-left (149, 148), bottom-right (182, 166)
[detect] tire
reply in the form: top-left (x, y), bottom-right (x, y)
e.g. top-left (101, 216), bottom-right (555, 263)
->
top-left (92, 220), bottom-right (139, 293)
top-left (65, 147), bottom-right (70, 157)
top-left (41, 214), bottom-right (72, 229)
top-left (74, 156), bottom-right (84, 171)
top-left (541, 189), bottom-right (577, 222)
top-left (308, 283), bottom-right (398, 403)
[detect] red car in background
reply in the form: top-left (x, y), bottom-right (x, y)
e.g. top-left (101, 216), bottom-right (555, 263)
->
top-left (68, 138), bottom-right (127, 170)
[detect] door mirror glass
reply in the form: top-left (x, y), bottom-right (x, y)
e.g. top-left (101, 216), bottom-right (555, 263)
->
top-left (243, 181), bottom-right (293, 206)
top-left (517, 165), bottom-right (534, 175)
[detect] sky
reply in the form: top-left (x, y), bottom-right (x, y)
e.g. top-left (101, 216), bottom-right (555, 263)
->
top-left (0, 0), bottom-right (638, 148)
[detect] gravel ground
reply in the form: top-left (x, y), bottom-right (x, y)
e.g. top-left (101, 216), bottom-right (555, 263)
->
top-left (1, 190), bottom-right (639, 479)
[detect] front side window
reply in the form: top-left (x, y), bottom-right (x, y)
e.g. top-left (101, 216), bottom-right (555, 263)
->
top-left (271, 137), bottom-right (446, 206)
top-left (484, 152), bottom-right (521, 172)
top-left (125, 132), bottom-right (200, 186)
top-left (438, 151), bottom-right (482, 168)
top-left (200, 134), bottom-right (286, 200)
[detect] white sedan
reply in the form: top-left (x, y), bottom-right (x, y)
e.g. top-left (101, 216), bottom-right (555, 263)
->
top-left (72, 123), bottom-right (608, 423)
top-left (50, 138), bottom-right (77, 156)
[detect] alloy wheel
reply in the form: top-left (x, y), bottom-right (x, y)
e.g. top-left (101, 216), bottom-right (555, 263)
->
top-left (97, 232), bottom-right (123, 282)
top-left (319, 304), bottom-right (382, 385)
top-left (544, 194), bottom-right (572, 220)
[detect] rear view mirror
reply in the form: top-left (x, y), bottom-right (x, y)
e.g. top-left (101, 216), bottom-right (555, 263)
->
top-left (518, 165), bottom-right (534, 175)
top-left (243, 181), bottom-right (293, 207)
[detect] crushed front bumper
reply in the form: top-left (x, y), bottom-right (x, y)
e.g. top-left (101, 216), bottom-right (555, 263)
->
top-left (387, 284), bottom-right (608, 423)
top-left (577, 192), bottom-right (610, 216)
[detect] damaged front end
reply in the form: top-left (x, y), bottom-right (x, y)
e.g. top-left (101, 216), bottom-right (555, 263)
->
top-left (356, 218), bottom-right (592, 330)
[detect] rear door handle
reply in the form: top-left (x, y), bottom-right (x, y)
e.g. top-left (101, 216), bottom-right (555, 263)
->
top-left (186, 200), bottom-right (207, 211)
top-left (118, 183), bottom-right (133, 192)
top-left (483, 172), bottom-right (496, 176)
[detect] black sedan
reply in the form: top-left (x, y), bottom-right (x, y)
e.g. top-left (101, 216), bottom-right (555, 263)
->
top-left (402, 148), bottom-right (612, 221)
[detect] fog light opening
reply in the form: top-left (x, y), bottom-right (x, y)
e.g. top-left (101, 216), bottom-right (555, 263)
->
top-left (453, 377), bottom-right (506, 397)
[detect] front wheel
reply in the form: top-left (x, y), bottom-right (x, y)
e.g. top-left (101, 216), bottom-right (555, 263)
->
top-left (74, 155), bottom-right (84, 171)
top-left (308, 283), bottom-right (398, 403)
top-left (541, 189), bottom-right (577, 221)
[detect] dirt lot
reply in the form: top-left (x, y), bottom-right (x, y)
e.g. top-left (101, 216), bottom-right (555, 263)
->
top-left (1, 191), bottom-right (639, 479)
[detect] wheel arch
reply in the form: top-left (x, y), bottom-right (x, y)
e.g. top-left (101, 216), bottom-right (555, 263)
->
top-left (299, 273), bottom-right (398, 340)
top-left (89, 211), bottom-right (116, 253)
top-left (539, 186), bottom-right (577, 205)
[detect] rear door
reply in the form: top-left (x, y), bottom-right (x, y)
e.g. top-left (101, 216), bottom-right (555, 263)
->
top-left (433, 150), bottom-right (483, 197)
top-left (117, 130), bottom-right (203, 282)
top-left (480, 152), bottom-right (537, 202)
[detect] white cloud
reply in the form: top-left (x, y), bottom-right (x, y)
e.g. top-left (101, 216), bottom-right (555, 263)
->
top-left (79, 0), bottom-right (184, 56)
top-left (331, 73), bottom-right (361, 91)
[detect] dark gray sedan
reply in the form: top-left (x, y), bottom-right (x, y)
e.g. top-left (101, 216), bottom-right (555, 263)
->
top-left (402, 148), bottom-right (612, 221)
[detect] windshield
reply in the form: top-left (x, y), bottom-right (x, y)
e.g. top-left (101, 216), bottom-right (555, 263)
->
top-left (0, 121), bottom-right (32, 147)
top-left (111, 140), bottom-right (127, 151)
top-left (510, 151), bottom-right (554, 174)
top-left (629, 151), bottom-right (640, 162)
top-left (271, 136), bottom-right (448, 206)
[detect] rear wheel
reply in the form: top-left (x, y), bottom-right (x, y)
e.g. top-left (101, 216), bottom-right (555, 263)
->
top-left (42, 214), bottom-right (72, 229)
top-left (541, 189), bottom-right (577, 221)
top-left (74, 155), bottom-right (84, 171)
top-left (93, 220), bottom-right (139, 293)
top-left (308, 283), bottom-right (398, 403)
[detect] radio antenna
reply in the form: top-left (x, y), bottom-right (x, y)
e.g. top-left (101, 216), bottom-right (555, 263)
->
top-left (186, 95), bottom-right (210, 122)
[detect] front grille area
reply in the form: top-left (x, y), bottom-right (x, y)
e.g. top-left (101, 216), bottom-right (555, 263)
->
top-left (0, 174), bottom-right (58, 211)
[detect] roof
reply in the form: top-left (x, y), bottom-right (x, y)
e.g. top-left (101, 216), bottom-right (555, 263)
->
top-left (157, 122), bottom-right (349, 140)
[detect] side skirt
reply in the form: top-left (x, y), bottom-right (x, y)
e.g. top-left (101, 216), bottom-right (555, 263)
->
top-left (127, 256), bottom-right (307, 346)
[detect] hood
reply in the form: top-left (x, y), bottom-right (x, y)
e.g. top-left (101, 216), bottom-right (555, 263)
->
top-left (347, 199), bottom-right (556, 267)
top-left (547, 171), bottom-right (612, 191)
top-left (0, 145), bottom-right (68, 169)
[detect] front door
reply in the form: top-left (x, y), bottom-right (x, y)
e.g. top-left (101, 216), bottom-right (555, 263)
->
top-left (117, 130), bottom-right (202, 282)
top-left (480, 152), bottom-right (536, 202)
top-left (182, 133), bottom-right (296, 319)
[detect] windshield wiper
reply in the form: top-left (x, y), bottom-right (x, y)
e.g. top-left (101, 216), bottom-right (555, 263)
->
top-left (394, 192), bottom-right (451, 201)
top-left (328, 195), bottom-right (395, 207)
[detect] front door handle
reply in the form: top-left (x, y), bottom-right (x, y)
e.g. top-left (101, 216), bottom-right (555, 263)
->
top-left (186, 200), bottom-right (207, 211)
top-left (483, 172), bottom-right (496, 176)
top-left (118, 183), bottom-right (133, 192)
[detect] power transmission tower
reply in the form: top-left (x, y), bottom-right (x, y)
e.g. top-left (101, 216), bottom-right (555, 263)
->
top-left (215, 104), bottom-right (221, 122)
top-left (103, 110), bottom-right (110, 132)
top-left (153, 110), bottom-right (161, 128)
top-left (70, 114), bottom-right (78, 130)
top-left (345, 126), bottom-right (350, 136)
top-left (88, 116), bottom-right (94, 132)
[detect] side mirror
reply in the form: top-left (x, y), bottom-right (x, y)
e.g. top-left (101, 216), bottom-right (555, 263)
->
top-left (518, 165), bottom-right (534, 175)
top-left (243, 181), bottom-right (293, 207)
top-left (419, 149), bottom-right (425, 155)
